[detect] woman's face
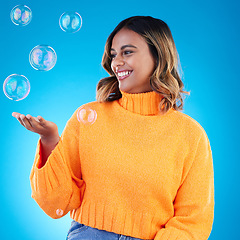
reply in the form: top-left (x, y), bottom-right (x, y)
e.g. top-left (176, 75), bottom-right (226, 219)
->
top-left (111, 28), bottom-right (155, 94)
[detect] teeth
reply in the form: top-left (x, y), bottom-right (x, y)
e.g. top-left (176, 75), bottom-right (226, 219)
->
top-left (117, 71), bottom-right (131, 77)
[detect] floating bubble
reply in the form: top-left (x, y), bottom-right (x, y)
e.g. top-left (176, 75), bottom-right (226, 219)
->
top-left (29, 45), bottom-right (57, 71)
top-left (10, 5), bottom-right (32, 26)
top-left (56, 209), bottom-right (63, 216)
top-left (59, 12), bottom-right (82, 33)
top-left (77, 106), bottom-right (97, 125)
top-left (3, 74), bottom-right (30, 101)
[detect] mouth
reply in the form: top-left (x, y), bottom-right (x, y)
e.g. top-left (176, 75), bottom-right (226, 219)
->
top-left (116, 70), bottom-right (133, 81)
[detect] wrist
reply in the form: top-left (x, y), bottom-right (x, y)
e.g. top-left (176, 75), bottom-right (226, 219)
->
top-left (40, 134), bottom-right (60, 145)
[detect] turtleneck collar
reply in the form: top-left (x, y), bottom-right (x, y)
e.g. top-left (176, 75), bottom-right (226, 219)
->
top-left (118, 90), bottom-right (163, 116)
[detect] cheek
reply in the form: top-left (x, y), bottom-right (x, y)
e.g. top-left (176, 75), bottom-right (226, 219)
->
top-left (145, 57), bottom-right (155, 75)
top-left (126, 58), bottom-right (137, 70)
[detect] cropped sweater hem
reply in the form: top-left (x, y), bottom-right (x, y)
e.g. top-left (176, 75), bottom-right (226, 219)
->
top-left (70, 199), bottom-right (160, 239)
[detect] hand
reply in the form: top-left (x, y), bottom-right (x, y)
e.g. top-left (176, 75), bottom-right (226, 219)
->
top-left (12, 112), bottom-right (59, 143)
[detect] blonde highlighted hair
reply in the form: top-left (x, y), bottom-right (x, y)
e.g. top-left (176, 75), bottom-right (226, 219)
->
top-left (96, 16), bottom-right (189, 113)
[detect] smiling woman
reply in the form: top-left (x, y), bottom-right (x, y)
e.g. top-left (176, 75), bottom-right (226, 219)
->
top-left (97, 16), bottom-right (188, 114)
top-left (12, 16), bottom-right (214, 240)
top-left (110, 28), bottom-right (155, 94)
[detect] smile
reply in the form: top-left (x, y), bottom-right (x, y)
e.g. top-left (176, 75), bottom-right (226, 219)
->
top-left (117, 70), bottom-right (133, 80)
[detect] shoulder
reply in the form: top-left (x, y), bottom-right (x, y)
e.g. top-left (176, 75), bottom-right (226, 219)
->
top-left (171, 110), bottom-right (209, 141)
top-left (172, 110), bottom-right (203, 129)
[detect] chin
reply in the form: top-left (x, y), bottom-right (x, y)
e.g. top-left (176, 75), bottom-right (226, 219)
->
top-left (119, 88), bottom-right (134, 94)
top-left (119, 85), bottom-right (131, 93)
top-left (119, 83), bottom-right (151, 94)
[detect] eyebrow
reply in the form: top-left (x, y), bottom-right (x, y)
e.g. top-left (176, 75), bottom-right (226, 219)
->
top-left (110, 44), bottom-right (137, 51)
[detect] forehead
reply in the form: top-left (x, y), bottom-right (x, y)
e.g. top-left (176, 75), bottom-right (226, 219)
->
top-left (111, 28), bottom-right (147, 50)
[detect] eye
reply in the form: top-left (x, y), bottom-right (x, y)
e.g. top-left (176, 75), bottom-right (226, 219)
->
top-left (123, 50), bottom-right (133, 55)
top-left (110, 53), bottom-right (116, 59)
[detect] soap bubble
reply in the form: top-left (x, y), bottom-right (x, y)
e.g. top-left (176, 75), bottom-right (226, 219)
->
top-left (77, 106), bottom-right (97, 125)
top-left (3, 74), bottom-right (30, 101)
top-left (59, 12), bottom-right (82, 33)
top-left (29, 45), bottom-right (57, 71)
top-left (10, 5), bottom-right (32, 26)
top-left (56, 209), bottom-right (63, 216)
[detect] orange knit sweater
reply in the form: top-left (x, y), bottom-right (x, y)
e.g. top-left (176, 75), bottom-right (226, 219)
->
top-left (30, 91), bottom-right (214, 240)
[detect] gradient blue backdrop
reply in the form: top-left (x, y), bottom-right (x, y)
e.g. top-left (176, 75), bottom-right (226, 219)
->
top-left (0, 0), bottom-right (239, 239)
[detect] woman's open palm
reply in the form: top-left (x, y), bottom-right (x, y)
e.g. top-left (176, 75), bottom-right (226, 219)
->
top-left (12, 112), bottom-right (59, 140)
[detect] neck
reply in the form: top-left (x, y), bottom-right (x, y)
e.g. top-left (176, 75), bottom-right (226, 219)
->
top-left (118, 90), bottom-right (163, 116)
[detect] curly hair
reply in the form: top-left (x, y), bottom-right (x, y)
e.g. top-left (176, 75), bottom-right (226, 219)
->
top-left (96, 16), bottom-right (189, 113)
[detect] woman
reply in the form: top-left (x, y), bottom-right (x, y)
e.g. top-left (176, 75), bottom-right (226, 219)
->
top-left (12, 16), bottom-right (214, 240)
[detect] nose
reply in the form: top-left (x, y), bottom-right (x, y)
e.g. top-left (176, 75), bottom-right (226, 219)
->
top-left (111, 54), bottom-right (124, 71)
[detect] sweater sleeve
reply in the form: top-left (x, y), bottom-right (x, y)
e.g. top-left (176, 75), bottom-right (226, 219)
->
top-left (154, 131), bottom-right (214, 240)
top-left (29, 112), bottom-right (85, 219)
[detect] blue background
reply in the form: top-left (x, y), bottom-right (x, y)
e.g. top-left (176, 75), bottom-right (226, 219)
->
top-left (0, 0), bottom-right (239, 239)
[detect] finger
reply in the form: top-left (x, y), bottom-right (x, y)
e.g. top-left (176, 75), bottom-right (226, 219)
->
top-left (28, 115), bottom-right (49, 134)
top-left (12, 112), bottom-right (23, 124)
top-left (12, 112), bottom-right (19, 118)
top-left (33, 116), bottom-right (41, 123)
top-left (12, 113), bottom-right (32, 130)
top-left (12, 112), bottom-right (21, 119)
top-left (36, 116), bottom-right (46, 126)
top-left (37, 116), bottom-right (43, 122)
top-left (27, 115), bottom-right (41, 128)
top-left (14, 113), bottom-right (26, 127)
top-left (20, 114), bottom-right (33, 130)
top-left (25, 114), bottom-right (34, 128)
top-left (19, 114), bottom-right (28, 128)
top-left (17, 115), bottom-right (25, 127)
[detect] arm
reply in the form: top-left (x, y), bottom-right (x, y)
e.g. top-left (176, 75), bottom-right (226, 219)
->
top-left (12, 111), bottom-right (85, 219)
top-left (40, 136), bottom-right (60, 167)
top-left (155, 132), bottom-right (214, 240)
top-left (30, 112), bottom-right (85, 219)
